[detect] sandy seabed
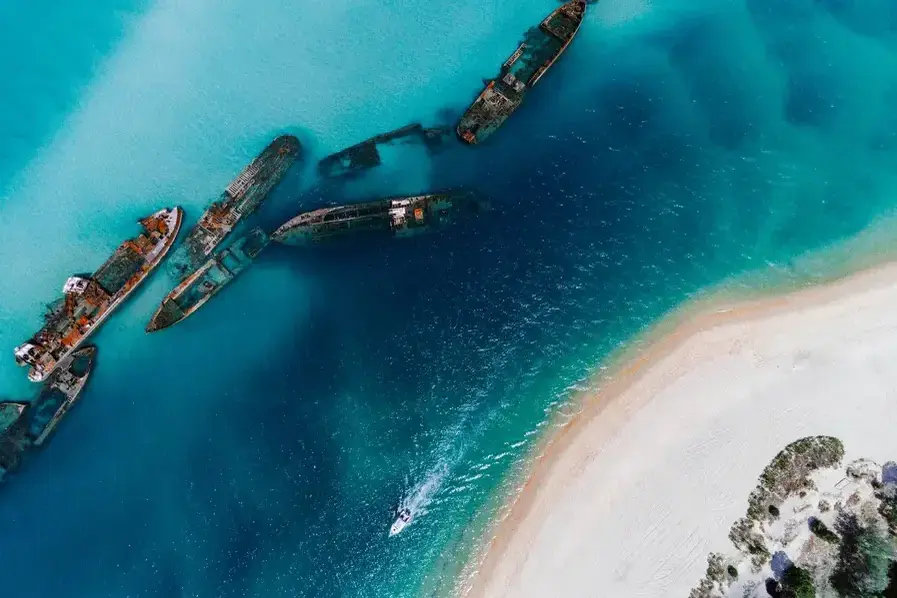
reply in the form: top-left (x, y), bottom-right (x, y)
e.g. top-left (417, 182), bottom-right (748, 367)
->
top-left (456, 261), bottom-right (897, 598)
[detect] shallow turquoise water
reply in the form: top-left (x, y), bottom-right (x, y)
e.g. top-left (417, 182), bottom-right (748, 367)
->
top-left (2, 0), bottom-right (897, 596)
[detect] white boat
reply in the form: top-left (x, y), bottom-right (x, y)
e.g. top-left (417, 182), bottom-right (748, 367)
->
top-left (389, 507), bottom-right (413, 536)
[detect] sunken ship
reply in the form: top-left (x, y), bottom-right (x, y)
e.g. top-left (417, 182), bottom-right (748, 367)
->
top-left (173, 135), bottom-right (300, 276)
top-left (14, 209), bottom-right (182, 382)
top-left (318, 124), bottom-right (451, 180)
top-left (28, 346), bottom-right (97, 446)
top-left (457, 0), bottom-right (586, 144)
top-left (146, 228), bottom-right (270, 333)
top-left (271, 191), bottom-right (488, 246)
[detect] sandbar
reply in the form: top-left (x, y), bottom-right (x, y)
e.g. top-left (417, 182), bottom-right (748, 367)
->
top-left (456, 260), bottom-right (897, 597)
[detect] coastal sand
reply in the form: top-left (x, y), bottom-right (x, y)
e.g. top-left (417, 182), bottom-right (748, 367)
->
top-left (457, 262), bottom-right (897, 598)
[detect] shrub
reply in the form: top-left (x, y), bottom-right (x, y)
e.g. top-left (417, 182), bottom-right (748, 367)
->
top-left (730, 517), bottom-right (770, 565)
top-left (706, 552), bottom-right (726, 584)
top-left (687, 553), bottom-right (728, 598)
top-left (809, 517), bottom-right (839, 544)
top-left (747, 436), bottom-right (844, 522)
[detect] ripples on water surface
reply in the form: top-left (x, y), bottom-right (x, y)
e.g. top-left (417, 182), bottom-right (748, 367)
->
top-left (2, 0), bottom-right (897, 596)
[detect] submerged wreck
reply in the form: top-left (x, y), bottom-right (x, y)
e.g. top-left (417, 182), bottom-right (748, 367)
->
top-left (1, 345), bottom-right (97, 480)
top-left (272, 190), bottom-right (489, 245)
top-left (318, 123), bottom-right (452, 179)
top-left (0, 402), bottom-right (30, 480)
top-left (14, 208), bottom-right (182, 382)
top-left (457, 0), bottom-right (587, 144)
top-left (146, 228), bottom-right (270, 332)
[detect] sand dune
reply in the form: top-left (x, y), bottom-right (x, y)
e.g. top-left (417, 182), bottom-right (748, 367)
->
top-left (458, 262), bottom-right (897, 598)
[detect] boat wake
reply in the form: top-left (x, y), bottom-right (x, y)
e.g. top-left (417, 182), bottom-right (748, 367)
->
top-left (389, 350), bottom-right (506, 537)
top-left (391, 459), bottom-right (449, 537)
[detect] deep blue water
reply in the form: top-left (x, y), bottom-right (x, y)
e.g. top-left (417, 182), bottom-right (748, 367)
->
top-left (3, 0), bottom-right (897, 596)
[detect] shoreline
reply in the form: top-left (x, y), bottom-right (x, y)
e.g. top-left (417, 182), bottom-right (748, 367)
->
top-left (451, 231), bottom-right (897, 597)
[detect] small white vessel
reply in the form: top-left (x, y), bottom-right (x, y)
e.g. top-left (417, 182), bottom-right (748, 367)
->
top-left (389, 507), bottom-right (413, 536)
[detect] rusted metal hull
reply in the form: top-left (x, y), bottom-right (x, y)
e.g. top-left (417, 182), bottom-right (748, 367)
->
top-left (457, 0), bottom-right (587, 145)
top-left (272, 191), bottom-right (489, 246)
top-left (146, 228), bottom-right (270, 333)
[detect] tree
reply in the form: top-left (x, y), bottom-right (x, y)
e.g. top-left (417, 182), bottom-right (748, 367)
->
top-left (885, 561), bottom-right (897, 598)
top-left (780, 565), bottom-right (815, 598)
top-left (877, 484), bottom-right (897, 536)
top-left (829, 512), bottom-right (894, 597)
top-left (688, 553), bottom-right (728, 598)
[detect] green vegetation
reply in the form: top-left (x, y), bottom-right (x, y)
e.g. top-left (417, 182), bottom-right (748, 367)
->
top-left (877, 484), bottom-right (897, 537)
top-left (780, 565), bottom-right (816, 598)
top-left (705, 552), bottom-right (726, 584)
top-left (809, 518), bottom-right (839, 544)
top-left (688, 553), bottom-right (727, 598)
top-left (686, 438), bottom-right (897, 598)
top-left (747, 436), bottom-right (844, 522)
top-left (884, 560), bottom-right (897, 598)
top-left (729, 517), bottom-right (770, 570)
top-left (724, 436), bottom-right (843, 576)
top-left (829, 512), bottom-right (894, 597)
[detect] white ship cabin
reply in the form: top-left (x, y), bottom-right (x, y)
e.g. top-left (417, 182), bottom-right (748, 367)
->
top-left (389, 199), bottom-right (412, 228)
top-left (226, 160), bottom-right (263, 200)
top-left (14, 342), bottom-right (43, 368)
top-left (61, 276), bottom-right (110, 321)
top-left (63, 276), bottom-right (91, 295)
top-left (501, 72), bottom-right (526, 93)
top-left (63, 275), bottom-right (109, 306)
top-left (14, 342), bottom-right (56, 381)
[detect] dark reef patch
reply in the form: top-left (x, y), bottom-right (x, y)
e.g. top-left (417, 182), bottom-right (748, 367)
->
top-left (784, 71), bottom-right (843, 128)
top-left (744, 0), bottom-right (822, 69)
top-left (870, 86), bottom-right (897, 152)
top-left (656, 13), bottom-right (766, 150)
top-left (815, 0), bottom-right (897, 41)
top-left (745, 0), bottom-right (817, 33)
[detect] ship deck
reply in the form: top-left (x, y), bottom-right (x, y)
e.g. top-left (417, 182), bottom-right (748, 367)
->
top-left (18, 209), bottom-right (181, 382)
top-left (505, 32), bottom-right (564, 85)
top-left (457, 0), bottom-right (585, 144)
top-left (319, 143), bottom-right (382, 177)
top-left (179, 135), bottom-right (299, 269)
top-left (148, 228), bottom-right (268, 332)
top-left (94, 245), bottom-right (144, 295)
top-left (275, 191), bottom-right (486, 243)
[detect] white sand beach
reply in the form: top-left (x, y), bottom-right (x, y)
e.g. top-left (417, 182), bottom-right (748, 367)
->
top-left (457, 262), bottom-right (897, 598)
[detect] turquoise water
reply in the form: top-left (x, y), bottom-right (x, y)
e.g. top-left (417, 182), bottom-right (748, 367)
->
top-left (2, 0), bottom-right (897, 596)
